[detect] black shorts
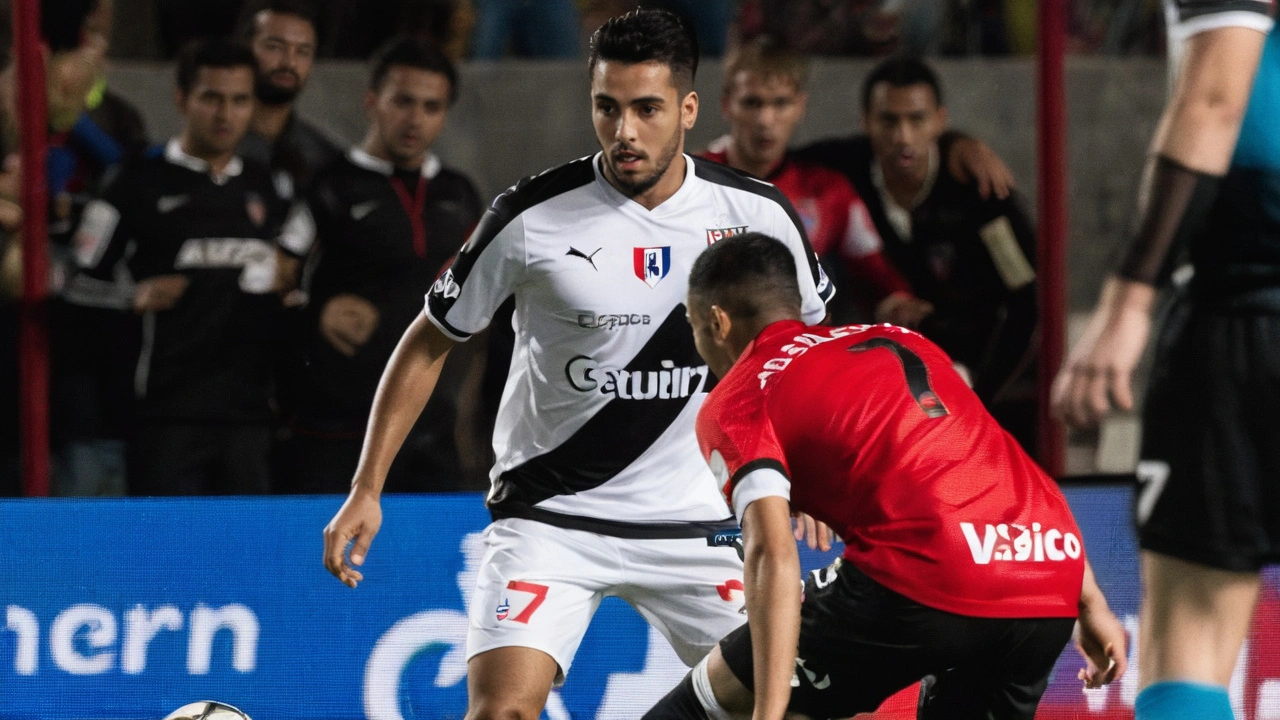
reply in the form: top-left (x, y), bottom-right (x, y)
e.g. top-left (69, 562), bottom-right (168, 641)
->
top-left (718, 559), bottom-right (1074, 720)
top-left (1137, 296), bottom-right (1280, 572)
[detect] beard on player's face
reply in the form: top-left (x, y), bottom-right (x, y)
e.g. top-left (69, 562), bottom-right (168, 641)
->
top-left (607, 125), bottom-right (683, 198)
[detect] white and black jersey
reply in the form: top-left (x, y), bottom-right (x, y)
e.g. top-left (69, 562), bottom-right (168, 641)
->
top-left (1165, 0), bottom-right (1273, 84)
top-left (426, 153), bottom-right (833, 535)
top-left (74, 140), bottom-right (289, 424)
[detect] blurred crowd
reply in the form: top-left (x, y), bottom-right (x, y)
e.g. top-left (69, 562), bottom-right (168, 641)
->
top-left (0, 0), bottom-right (1055, 497)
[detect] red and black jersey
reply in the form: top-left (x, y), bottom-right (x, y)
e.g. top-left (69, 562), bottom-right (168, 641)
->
top-left (701, 145), bottom-right (912, 303)
top-left (698, 320), bottom-right (1084, 619)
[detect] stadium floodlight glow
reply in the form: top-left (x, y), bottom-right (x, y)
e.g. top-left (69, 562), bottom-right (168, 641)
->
top-left (162, 701), bottom-right (251, 720)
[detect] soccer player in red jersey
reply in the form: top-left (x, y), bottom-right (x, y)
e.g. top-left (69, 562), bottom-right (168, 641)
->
top-left (644, 232), bottom-right (1126, 720)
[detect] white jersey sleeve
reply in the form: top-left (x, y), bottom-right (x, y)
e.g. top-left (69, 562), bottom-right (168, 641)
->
top-left (770, 194), bottom-right (834, 325)
top-left (1166, 0), bottom-right (1273, 39)
top-left (1165, 0), bottom-right (1274, 83)
top-left (425, 211), bottom-right (527, 341)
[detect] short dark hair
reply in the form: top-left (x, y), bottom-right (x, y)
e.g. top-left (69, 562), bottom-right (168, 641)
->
top-left (688, 232), bottom-right (801, 320)
top-left (588, 9), bottom-right (698, 95)
top-left (175, 38), bottom-right (257, 95)
top-left (861, 55), bottom-right (943, 113)
top-left (368, 35), bottom-right (459, 104)
top-left (234, 0), bottom-right (320, 42)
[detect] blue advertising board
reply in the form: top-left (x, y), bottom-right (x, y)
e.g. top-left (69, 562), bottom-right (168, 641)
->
top-left (2, 489), bottom-right (1278, 719)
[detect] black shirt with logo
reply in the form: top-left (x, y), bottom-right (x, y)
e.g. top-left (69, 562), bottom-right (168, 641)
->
top-left (280, 150), bottom-right (483, 433)
top-left (75, 142), bottom-right (289, 424)
top-left (795, 135), bottom-right (1038, 403)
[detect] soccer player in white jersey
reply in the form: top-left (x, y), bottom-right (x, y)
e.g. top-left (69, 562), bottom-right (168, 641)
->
top-left (322, 9), bottom-right (832, 720)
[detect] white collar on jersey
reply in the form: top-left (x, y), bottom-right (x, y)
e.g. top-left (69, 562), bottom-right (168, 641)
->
top-left (164, 138), bottom-right (244, 185)
top-left (592, 151), bottom-right (702, 214)
top-left (347, 147), bottom-right (442, 180)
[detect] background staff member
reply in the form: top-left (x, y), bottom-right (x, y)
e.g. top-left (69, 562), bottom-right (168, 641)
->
top-left (796, 56), bottom-right (1039, 453)
top-left (73, 38), bottom-right (288, 495)
top-left (275, 36), bottom-right (484, 494)
top-left (235, 0), bottom-right (341, 201)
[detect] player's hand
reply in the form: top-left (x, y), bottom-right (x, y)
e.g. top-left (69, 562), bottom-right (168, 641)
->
top-left (133, 274), bottom-right (189, 313)
top-left (320, 293), bottom-right (380, 356)
top-left (323, 487), bottom-right (383, 589)
top-left (874, 292), bottom-right (934, 328)
top-left (1051, 279), bottom-right (1155, 429)
top-left (948, 136), bottom-right (1014, 201)
top-left (792, 512), bottom-right (833, 552)
top-left (1074, 602), bottom-right (1127, 688)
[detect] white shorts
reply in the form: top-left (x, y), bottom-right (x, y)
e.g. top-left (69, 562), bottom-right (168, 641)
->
top-left (466, 518), bottom-right (748, 682)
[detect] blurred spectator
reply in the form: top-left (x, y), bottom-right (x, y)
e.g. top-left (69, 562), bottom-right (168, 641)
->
top-left (319, 0), bottom-right (469, 60)
top-left (796, 55), bottom-right (1039, 453)
top-left (469, 0), bottom-right (578, 59)
top-left (48, 0), bottom-right (151, 498)
top-left (274, 36), bottom-right (485, 493)
top-left (73, 39), bottom-right (288, 495)
top-left (738, 0), bottom-right (906, 56)
top-left (157, 0), bottom-right (247, 57)
top-left (701, 37), bottom-right (932, 327)
top-left (235, 0), bottom-right (340, 202)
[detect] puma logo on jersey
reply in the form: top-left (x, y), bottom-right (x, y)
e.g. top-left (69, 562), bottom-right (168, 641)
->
top-left (350, 200), bottom-right (380, 221)
top-left (156, 194), bottom-right (190, 214)
top-left (567, 246), bottom-right (602, 270)
top-left (959, 522), bottom-right (1082, 565)
top-left (565, 356), bottom-right (709, 399)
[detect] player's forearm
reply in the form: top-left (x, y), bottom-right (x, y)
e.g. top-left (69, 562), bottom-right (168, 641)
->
top-left (1079, 561), bottom-right (1109, 615)
top-left (352, 313), bottom-right (454, 494)
top-left (742, 499), bottom-right (801, 720)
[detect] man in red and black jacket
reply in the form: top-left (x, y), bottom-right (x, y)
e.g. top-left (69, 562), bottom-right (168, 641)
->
top-left (275, 36), bottom-right (484, 493)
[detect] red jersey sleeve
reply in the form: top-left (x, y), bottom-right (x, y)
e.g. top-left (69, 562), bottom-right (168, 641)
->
top-left (697, 376), bottom-right (791, 523)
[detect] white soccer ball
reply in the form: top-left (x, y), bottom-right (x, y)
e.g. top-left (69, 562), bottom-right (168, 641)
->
top-left (162, 701), bottom-right (251, 720)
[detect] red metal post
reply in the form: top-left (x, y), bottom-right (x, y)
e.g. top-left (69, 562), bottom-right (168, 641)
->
top-left (1037, 0), bottom-right (1067, 478)
top-left (14, 0), bottom-right (50, 496)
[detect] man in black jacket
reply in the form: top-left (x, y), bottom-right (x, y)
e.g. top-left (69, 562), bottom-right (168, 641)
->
top-left (274, 37), bottom-right (485, 493)
top-left (73, 39), bottom-right (288, 495)
top-left (796, 55), bottom-right (1039, 454)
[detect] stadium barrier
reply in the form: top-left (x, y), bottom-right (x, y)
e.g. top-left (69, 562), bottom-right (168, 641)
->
top-left (2, 488), bottom-right (1278, 719)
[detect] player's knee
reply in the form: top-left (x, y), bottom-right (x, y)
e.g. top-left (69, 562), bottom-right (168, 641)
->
top-left (1135, 681), bottom-right (1233, 720)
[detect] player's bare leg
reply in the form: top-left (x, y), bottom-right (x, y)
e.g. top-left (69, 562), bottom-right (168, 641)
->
top-left (1135, 551), bottom-right (1261, 720)
top-left (464, 647), bottom-right (560, 720)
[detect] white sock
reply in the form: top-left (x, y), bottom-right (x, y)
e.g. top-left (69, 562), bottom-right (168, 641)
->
top-left (691, 655), bottom-right (735, 720)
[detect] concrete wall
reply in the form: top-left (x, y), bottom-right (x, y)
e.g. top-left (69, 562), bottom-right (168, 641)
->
top-left (106, 56), bottom-right (1167, 309)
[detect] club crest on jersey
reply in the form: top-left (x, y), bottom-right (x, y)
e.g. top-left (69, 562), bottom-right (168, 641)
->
top-left (706, 225), bottom-right (748, 245)
top-left (633, 246), bottom-right (672, 288)
top-left (245, 192), bottom-right (267, 227)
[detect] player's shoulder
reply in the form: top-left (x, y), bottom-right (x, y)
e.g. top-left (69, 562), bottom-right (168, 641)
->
top-left (492, 155), bottom-right (598, 217)
top-left (692, 155), bottom-right (797, 218)
top-left (1166, 0), bottom-right (1274, 36)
